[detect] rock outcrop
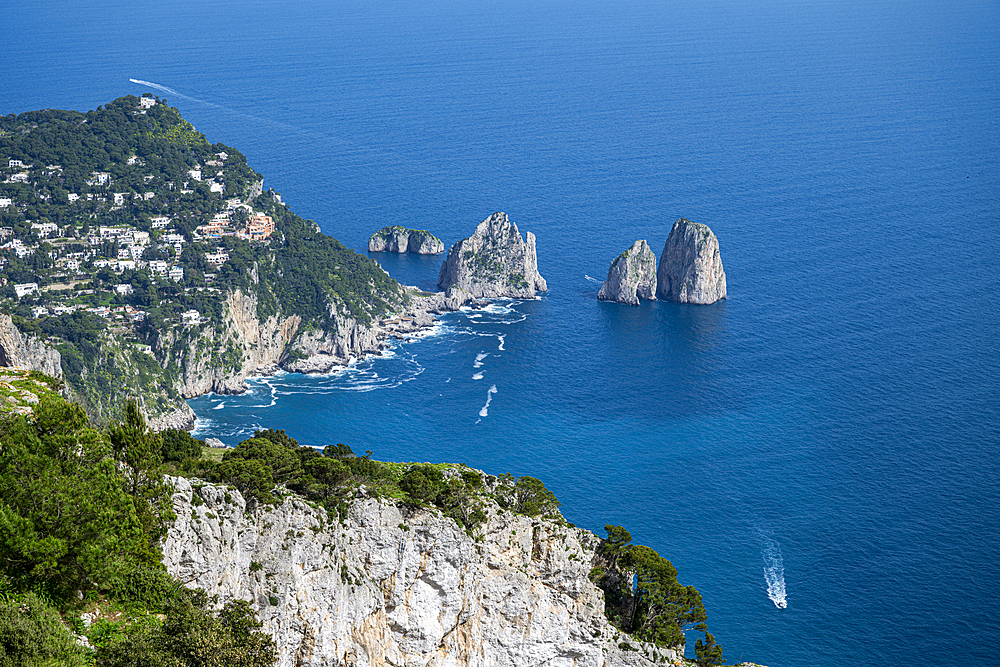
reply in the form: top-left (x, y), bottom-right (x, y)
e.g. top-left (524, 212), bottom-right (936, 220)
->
top-left (369, 226), bottom-right (445, 254)
top-left (163, 477), bottom-right (680, 667)
top-left (0, 313), bottom-right (62, 378)
top-left (598, 240), bottom-right (657, 305)
top-left (656, 218), bottom-right (727, 304)
top-left (437, 212), bottom-right (547, 299)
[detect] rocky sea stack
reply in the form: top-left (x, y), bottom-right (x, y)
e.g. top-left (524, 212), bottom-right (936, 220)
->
top-left (598, 240), bottom-right (657, 305)
top-left (437, 212), bottom-right (547, 299)
top-left (657, 218), bottom-right (727, 304)
top-left (368, 226), bottom-right (445, 254)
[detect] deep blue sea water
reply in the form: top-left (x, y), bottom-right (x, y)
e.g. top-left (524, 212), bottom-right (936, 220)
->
top-left (4, 1), bottom-right (999, 664)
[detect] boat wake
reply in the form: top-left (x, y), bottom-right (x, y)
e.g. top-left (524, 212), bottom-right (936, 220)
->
top-left (759, 530), bottom-right (787, 609)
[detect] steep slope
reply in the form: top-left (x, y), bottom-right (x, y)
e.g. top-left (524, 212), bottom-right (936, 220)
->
top-left (164, 477), bottom-right (681, 667)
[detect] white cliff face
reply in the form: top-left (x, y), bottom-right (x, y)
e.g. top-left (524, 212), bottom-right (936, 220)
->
top-left (437, 213), bottom-right (547, 299)
top-left (162, 288), bottom-right (396, 397)
top-left (163, 477), bottom-right (679, 667)
top-left (656, 219), bottom-right (727, 305)
top-left (369, 227), bottom-right (445, 254)
top-left (598, 241), bottom-right (657, 305)
top-left (0, 313), bottom-right (63, 378)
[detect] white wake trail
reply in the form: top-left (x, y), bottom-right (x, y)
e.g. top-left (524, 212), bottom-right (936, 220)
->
top-left (759, 530), bottom-right (787, 609)
top-left (129, 78), bottom-right (178, 95)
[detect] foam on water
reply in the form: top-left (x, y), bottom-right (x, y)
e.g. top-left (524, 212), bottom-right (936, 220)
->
top-left (472, 372), bottom-right (484, 380)
top-left (759, 530), bottom-right (787, 609)
top-left (474, 352), bottom-right (487, 368)
top-left (478, 384), bottom-right (498, 418)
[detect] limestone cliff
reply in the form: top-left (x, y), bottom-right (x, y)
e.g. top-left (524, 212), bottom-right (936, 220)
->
top-left (598, 241), bottom-right (657, 305)
top-left (163, 476), bottom-right (681, 667)
top-left (656, 219), bottom-right (727, 305)
top-left (0, 313), bottom-right (62, 378)
top-left (369, 226), bottom-right (445, 254)
top-left (437, 213), bottom-right (547, 299)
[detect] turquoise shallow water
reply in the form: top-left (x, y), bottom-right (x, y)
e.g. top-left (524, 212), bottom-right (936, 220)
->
top-left (4, 0), bottom-right (999, 664)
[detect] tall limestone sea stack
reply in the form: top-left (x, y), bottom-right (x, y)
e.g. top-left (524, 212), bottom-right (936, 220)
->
top-left (598, 240), bottom-right (657, 305)
top-left (368, 226), bottom-right (445, 254)
top-left (657, 218), bottom-right (727, 304)
top-left (437, 212), bottom-right (547, 299)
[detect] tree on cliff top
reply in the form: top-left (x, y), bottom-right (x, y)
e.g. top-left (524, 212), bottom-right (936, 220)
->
top-left (596, 525), bottom-right (722, 662)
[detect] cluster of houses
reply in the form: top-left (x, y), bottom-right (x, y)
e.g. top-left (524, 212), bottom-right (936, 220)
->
top-left (2, 199), bottom-right (272, 332)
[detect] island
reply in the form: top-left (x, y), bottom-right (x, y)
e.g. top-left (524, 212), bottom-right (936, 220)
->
top-left (437, 211), bottom-right (547, 299)
top-left (598, 239), bottom-right (657, 305)
top-left (0, 95), bottom-right (467, 429)
top-left (368, 225), bottom-right (444, 254)
top-left (657, 218), bottom-right (727, 305)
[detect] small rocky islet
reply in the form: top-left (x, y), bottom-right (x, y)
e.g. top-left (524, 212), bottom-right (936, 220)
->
top-left (367, 225), bottom-right (445, 254)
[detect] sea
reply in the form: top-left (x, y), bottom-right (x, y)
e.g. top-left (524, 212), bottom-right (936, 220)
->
top-left (4, 0), bottom-right (998, 664)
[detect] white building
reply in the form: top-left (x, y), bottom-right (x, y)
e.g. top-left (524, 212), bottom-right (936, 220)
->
top-left (0, 198), bottom-right (12, 208)
top-left (168, 266), bottom-right (184, 282)
top-left (115, 284), bottom-right (135, 295)
top-left (150, 216), bottom-right (171, 228)
top-left (14, 283), bottom-right (39, 298)
top-left (181, 309), bottom-right (201, 326)
top-left (31, 222), bottom-right (58, 238)
top-left (205, 250), bottom-right (229, 265)
top-left (139, 97), bottom-right (156, 109)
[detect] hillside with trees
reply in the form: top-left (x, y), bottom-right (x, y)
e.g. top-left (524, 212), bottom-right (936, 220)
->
top-left (0, 96), bottom-right (405, 424)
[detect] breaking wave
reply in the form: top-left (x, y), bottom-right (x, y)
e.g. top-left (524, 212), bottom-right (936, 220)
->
top-left (478, 384), bottom-right (498, 417)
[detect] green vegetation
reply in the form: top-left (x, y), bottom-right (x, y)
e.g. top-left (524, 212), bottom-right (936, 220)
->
top-left (1, 96), bottom-right (406, 424)
top-left (0, 392), bottom-right (275, 666)
top-left (1, 387), bottom-right (724, 666)
top-left (595, 525), bottom-right (724, 665)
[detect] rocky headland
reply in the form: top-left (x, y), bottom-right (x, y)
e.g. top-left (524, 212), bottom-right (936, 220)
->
top-left (163, 475), bottom-right (682, 667)
top-left (598, 240), bottom-right (657, 305)
top-left (657, 218), bottom-right (727, 305)
top-left (369, 226), bottom-right (445, 254)
top-left (437, 212), bottom-right (547, 299)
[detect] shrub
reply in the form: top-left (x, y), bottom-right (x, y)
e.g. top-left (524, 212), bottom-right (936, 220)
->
top-left (0, 593), bottom-right (88, 667)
